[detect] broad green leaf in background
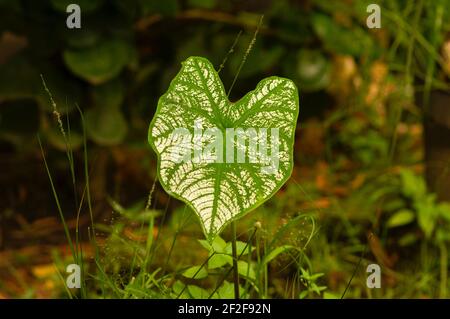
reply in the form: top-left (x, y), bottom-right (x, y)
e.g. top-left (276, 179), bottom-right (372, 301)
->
top-left (198, 235), bottom-right (227, 252)
top-left (44, 126), bottom-right (83, 151)
top-left (85, 79), bottom-right (128, 145)
top-left (208, 253), bottom-right (231, 269)
top-left (386, 209), bottom-right (415, 228)
top-left (171, 281), bottom-right (189, 298)
top-left (438, 203), bottom-right (450, 222)
top-left (182, 266), bottom-right (208, 279)
top-left (63, 38), bottom-right (133, 85)
top-left (416, 194), bottom-right (438, 238)
top-left (198, 236), bottom-right (231, 268)
top-left (224, 241), bottom-right (254, 256)
top-left (148, 56), bottom-right (299, 241)
top-left (236, 260), bottom-right (256, 280)
top-left (215, 281), bottom-right (234, 299)
top-left (400, 169), bottom-right (427, 199)
top-left (187, 285), bottom-right (209, 299)
top-left (91, 79), bottom-right (125, 108)
top-left (85, 107), bottom-right (127, 145)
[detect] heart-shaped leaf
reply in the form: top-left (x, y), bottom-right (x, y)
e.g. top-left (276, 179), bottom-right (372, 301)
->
top-left (148, 56), bottom-right (299, 241)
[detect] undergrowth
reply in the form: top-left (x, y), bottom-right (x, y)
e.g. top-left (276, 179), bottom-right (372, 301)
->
top-left (34, 2), bottom-right (450, 299)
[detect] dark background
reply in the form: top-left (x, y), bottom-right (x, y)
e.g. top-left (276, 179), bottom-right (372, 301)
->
top-left (0, 0), bottom-right (449, 299)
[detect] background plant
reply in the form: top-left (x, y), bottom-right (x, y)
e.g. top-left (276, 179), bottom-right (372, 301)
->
top-left (0, 0), bottom-right (449, 299)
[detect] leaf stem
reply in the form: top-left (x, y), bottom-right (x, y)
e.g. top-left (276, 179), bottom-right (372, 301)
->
top-left (231, 221), bottom-right (240, 299)
top-left (439, 241), bottom-right (448, 299)
top-left (208, 227), bottom-right (258, 299)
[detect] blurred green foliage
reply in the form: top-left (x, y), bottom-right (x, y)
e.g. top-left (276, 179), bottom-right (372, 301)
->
top-left (1, 0), bottom-right (450, 299)
top-left (1, 0), bottom-right (447, 151)
top-left (0, 0), bottom-right (390, 149)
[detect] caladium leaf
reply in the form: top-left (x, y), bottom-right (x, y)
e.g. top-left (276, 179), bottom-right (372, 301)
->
top-left (148, 56), bottom-right (299, 241)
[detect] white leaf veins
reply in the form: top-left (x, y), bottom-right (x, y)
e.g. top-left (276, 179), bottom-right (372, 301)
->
top-left (149, 56), bottom-right (299, 241)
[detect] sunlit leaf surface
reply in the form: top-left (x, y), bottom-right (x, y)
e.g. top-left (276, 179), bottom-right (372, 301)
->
top-left (149, 56), bottom-right (299, 240)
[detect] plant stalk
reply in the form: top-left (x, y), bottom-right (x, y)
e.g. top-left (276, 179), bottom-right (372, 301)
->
top-left (231, 221), bottom-right (240, 299)
top-left (439, 242), bottom-right (448, 299)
